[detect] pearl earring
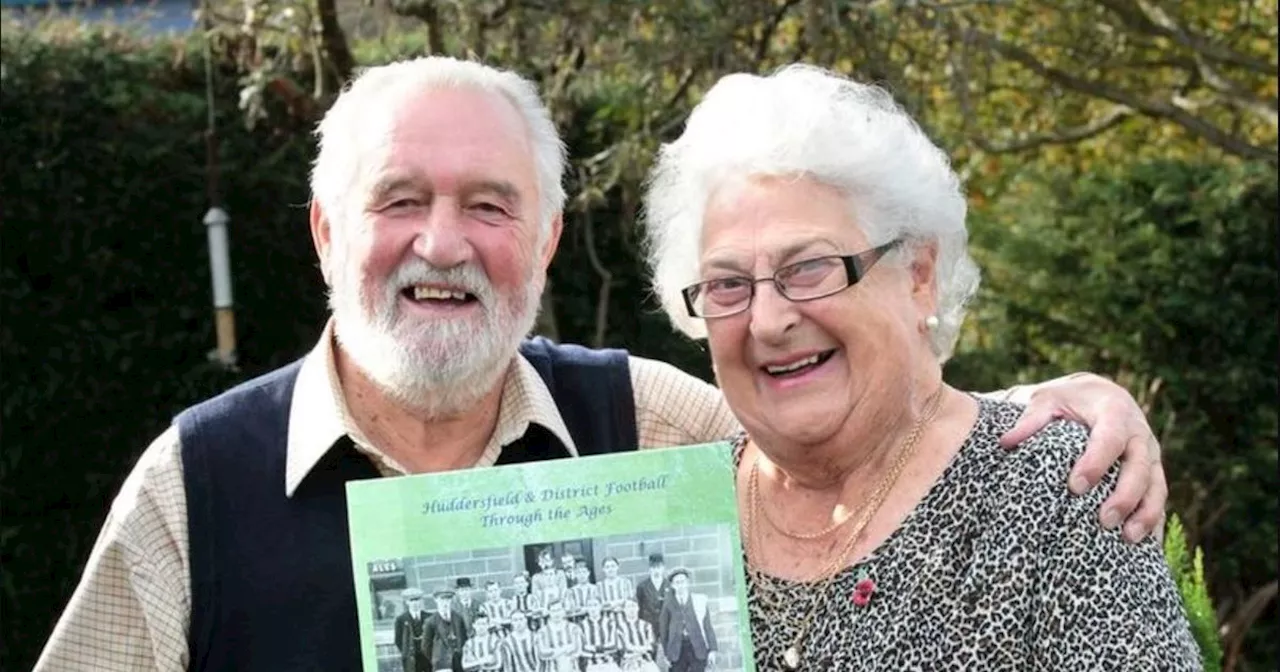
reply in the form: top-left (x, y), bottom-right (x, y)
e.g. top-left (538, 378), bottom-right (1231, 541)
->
top-left (925, 315), bottom-right (940, 330)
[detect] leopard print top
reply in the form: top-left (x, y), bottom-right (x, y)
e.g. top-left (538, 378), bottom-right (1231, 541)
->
top-left (738, 398), bottom-right (1202, 671)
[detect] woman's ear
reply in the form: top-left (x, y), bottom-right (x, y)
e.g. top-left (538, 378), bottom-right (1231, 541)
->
top-left (909, 240), bottom-right (940, 327)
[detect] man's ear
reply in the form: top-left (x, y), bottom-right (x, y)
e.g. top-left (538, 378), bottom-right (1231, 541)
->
top-left (909, 240), bottom-right (940, 325)
top-left (309, 200), bottom-right (333, 285)
top-left (538, 212), bottom-right (564, 272)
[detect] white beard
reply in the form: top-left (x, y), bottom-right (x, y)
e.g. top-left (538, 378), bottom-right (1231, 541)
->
top-left (328, 248), bottom-right (543, 418)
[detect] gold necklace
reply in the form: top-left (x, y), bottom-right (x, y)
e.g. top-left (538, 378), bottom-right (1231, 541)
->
top-left (752, 460), bottom-right (854, 541)
top-left (745, 387), bottom-right (945, 669)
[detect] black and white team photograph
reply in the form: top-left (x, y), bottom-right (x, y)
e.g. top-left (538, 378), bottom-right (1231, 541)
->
top-left (367, 524), bottom-right (748, 672)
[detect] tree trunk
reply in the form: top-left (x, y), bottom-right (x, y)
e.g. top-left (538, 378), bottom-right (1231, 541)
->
top-left (315, 0), bottom-right (355, 87)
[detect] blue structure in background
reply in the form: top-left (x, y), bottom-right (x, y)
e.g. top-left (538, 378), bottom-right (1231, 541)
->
top-left (1, 0), bottom-right (198, 34)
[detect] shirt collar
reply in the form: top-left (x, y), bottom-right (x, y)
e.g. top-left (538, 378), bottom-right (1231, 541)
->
top-left (284, 319), bottom-right (578, 497)
top-left (476, 342), bottom-right (579, 465)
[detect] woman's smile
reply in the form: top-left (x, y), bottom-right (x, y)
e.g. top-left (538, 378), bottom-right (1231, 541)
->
top-left (755, 348), bottom-right (840, 392)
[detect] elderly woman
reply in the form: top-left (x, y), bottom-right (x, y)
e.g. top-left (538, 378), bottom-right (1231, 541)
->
top-left (643, 65), bottom-right (1201, 670)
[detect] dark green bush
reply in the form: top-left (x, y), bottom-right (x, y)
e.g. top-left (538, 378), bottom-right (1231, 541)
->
top-left (1, 22), bottom-right (326, 671)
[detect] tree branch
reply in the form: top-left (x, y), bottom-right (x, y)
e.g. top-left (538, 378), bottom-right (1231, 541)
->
top-left (962, 25), bottom-right (1277, 162)
top-left (1094, 0), bottom-right (1274, 74)
top-left (481, 0), bottom-right (517, 27)
top-left (982, 106), bottom-right (1136, 153)
top-left (645, 67), bottom-right (697, 134)
top-left (1222, 580), bottom-right (1278, 672)
top-left (1191, 54), bottom-right (1279, 127)
top-left (388, 0), bottom-right (445, 54)
top-left (663, 68), bottom-right (697, 115)
top-left (578, 172), bottom-right (613, 349)
top-left (949, 30), bottom-right (1134, 153)
top-left (653, 107), bottom-right (693, 143)
top-left (314, 0), bottom-right (355, 87)
top-left (754, 0), bottom-right (803, 67)
top-left (469, 0), bottom-right (520, 59)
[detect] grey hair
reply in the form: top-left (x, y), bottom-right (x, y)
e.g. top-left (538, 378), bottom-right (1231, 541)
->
top-left (643, 64), bottom-right (980, 361)
top-left (310, 56), bottom-right (566, 237)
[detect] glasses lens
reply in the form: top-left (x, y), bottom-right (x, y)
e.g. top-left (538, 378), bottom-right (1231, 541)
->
top-left (695, 277), bottom-right (752, 316)
top-left (777, 257), bottom-right (846, 300)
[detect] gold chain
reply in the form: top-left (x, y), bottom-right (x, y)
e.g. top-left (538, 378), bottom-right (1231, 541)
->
top-left (753, 467), bottom-right (854, 540)
top-left (745, 386), bottom-right (945, 667)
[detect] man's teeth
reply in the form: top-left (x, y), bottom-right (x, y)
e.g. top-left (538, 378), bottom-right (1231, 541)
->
top-left (766, 354), bottom-right (822, 375)
top-left (412, 286), bottom-right (468, 301)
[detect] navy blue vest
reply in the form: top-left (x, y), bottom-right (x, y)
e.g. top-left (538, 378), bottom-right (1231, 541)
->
top-left (177, 337), bottom-right (637, 672)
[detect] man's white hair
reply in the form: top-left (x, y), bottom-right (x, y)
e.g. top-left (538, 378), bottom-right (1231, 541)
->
top-left (643, 64), bottom-right (981, 361)
top-left (310, 56), bottom-right (566, 236)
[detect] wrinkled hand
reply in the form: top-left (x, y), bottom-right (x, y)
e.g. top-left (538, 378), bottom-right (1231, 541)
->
top-left (999, 372), bottom-right (1167, 543)
top-left (707, 651), bottom-right (717, 669)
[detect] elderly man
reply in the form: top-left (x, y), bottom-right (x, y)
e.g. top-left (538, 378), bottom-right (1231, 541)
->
top-left (426, 590), bottom-right (469, 672)
top-left (35, 56), bottom-right (1167, 671)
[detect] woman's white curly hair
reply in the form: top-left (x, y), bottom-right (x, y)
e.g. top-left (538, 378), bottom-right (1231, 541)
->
top-left (643, 64), bottom-right (980, 361)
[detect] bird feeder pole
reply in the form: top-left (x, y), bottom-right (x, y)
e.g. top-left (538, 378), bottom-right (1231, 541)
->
top-left (204, 206), bottom-right (237, 367)
top-left (201, 0), bottom-right (237, 369)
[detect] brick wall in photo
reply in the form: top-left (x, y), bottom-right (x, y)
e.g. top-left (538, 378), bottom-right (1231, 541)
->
top-left (596, 524), bottom-right (746, 671)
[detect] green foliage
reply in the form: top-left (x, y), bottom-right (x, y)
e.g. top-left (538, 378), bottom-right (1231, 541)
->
top-left (1165, 514), bottom-right (1224, 672)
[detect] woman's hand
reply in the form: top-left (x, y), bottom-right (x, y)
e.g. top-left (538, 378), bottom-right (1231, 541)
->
top-left (998, 372), bottom-right (1166, 543)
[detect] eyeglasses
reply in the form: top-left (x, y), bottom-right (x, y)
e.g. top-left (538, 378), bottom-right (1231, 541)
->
top-left (681, 239), bottom-right (902, 319)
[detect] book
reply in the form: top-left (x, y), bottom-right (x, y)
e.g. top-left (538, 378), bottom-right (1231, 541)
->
top-left (347, 442), bottom-right (756, 672)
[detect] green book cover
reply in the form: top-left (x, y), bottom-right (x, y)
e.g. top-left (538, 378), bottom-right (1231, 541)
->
top-left (346, 442), bottom-right (756, 672)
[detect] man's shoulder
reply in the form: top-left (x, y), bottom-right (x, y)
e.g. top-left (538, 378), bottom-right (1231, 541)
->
top-left (171, 358), bottom-right (314, 471)
top-left (628, 355), bottom-right (740, 447)
top-left (106, 423), bottom-right (188, 537)
top-left (626, 353), bottom-right (706, 384)
top-left (519, 336), bottom-right (631, 368)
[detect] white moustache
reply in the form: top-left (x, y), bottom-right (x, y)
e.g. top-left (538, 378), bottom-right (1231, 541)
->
top-left (388, 261), bottom-right (494, 305)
